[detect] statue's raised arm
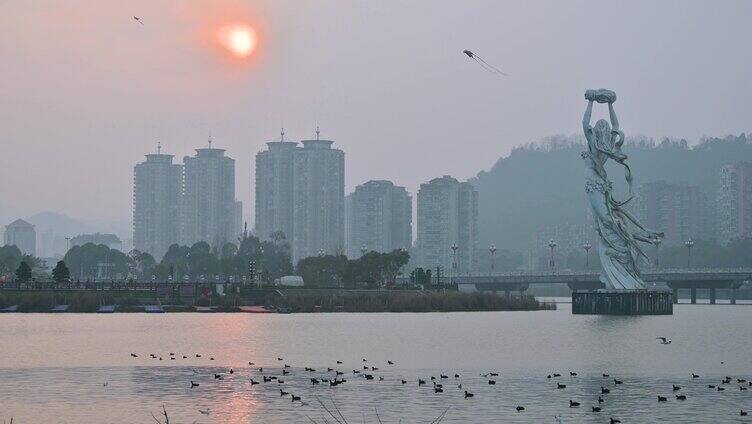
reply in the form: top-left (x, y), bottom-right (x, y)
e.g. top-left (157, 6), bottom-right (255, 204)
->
top-left (583, 99), bottom-right (594, 136)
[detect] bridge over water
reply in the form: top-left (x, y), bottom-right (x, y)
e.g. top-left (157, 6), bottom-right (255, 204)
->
top-left (451, 268), bottom-right (752, 304)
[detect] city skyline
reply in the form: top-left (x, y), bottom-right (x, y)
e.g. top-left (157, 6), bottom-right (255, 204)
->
top-left (2, 1), bottom-right (751, 224)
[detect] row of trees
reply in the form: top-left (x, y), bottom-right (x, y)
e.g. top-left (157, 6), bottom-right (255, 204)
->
top-left (0, 245), bottom-right (41, 280)
top-left (296, 249), bottom-right (410, 288)
top-left (59, 233), bottom-right (294, 282)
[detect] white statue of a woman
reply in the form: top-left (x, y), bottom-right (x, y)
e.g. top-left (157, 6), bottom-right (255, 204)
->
top-left (582, 89), bottom-right (663, 290)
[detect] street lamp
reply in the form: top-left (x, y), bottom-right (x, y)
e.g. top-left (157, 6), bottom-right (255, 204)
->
top-left (360, 245), bottom-right (368, 257)
top-left (489, 244), bottom-right (497, 273)
top-left (582, 241), bottom-right (592, 269)
top-left (450, 243), bottom-right (459, 283)
top-left (548, 239), bottom-right (557, 272)
top-left (685, 238), bottom-right (694, 268)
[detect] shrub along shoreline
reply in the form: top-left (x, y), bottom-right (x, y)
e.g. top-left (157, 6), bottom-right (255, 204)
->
top-left (0, 290), bottom-right (555, 313)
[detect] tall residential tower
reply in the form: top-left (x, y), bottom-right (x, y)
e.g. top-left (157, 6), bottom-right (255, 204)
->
top-left (416, 176), bottom-right (478, 276)
top-left (182, 142), bottom-right (236, 248)
top-left (133, 149), bottom-right (183, 260)
top-left (346, 180), bottom-right (412, 258)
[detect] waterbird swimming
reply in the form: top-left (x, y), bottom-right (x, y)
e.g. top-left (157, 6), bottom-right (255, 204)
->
top-left (488, 380), bottom-right (496, 385)
top-left (336, 360), bottom-right (342, 364)
top-left (656, 337), bottom-right (672, 344)
top-left (516, 406), bottom-right (525, 412)
top-left (717, 386), bottom-right (725, 391)
top-left (557, 383), bottom-right (566, 389)
top-left (692, 373), bottom-right (699, 378)
top-left (570, 372), bottom-right (578, 377)
top-left (190, 381), bottom-right (199, 388)
top-left (598, 396), bottom-right (604, 403)
top-left (673, 384), bottom-right (681, 391)
top-left (658, 395), bottom-right (667, 402)
top-left (610, 418), bottom-right (621, 424)
top-left (676, 394), bottom-right (687, 400)
top-left (741, 410), bottom-right (748, 416)
top-left (569, 400), bottom-right (580, 408)
top-left (592, 406), bottom-right (601, 412)
top-left (280, 389), bottom-right (288, 396)
top-left (434, 387), bottom-right (443, 393)
top-left (602, 373), bottom-right (610, 378)
top-left (291, 394), bottom-right (301, 402)
top-left (601, 387), bottom-right (610, 394)
top-left (464, 390), bottom-right (474, 398)
top-left (614, 379), bottom-right (623, 385)
top-left (250, 379), bottom-right (259, 385)
top-left (400, 379), bottom-right (406, 384)
top-left (198, 408), bottom-right (211, 415)
top-left (388, 360), bottom-right (394, 365)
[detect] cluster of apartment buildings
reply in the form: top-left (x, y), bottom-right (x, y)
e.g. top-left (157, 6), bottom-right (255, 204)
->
top-left (132, 132), bottom-right (479, 274)
top-left (133, 141), bottom-right (242, 260)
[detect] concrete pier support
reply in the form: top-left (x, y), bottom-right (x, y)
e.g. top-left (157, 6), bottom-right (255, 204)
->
top-left (709, 288), bottom-right (716, 304)
top-left (672, 287), bottom-right (678, 304)
top-left (730, 287), bottom-right (737, 305)
top-left (690, 287), bottom-right (697, 304)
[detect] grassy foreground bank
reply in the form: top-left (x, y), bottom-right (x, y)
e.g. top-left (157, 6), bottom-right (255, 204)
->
top-left (0, 290), bottom-right (555, 313)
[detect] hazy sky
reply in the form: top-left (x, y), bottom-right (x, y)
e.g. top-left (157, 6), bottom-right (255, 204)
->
top-left (1, 0), bottom-right (750, 227)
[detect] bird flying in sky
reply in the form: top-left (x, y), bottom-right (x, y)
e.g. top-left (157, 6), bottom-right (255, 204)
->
top-left (463, 49), bottom-right (508, 76)
top-left (133, 16), bottom-right (144, 25)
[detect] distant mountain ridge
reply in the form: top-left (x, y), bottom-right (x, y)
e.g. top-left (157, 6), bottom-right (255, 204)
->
top-left (470, 133), bottom-right (752, 251)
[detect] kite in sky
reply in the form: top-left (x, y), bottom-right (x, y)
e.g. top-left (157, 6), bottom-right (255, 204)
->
top-left (463, 50), bottom-right (508, 76)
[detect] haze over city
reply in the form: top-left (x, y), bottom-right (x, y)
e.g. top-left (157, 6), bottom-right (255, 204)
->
top-left (2, 0), bottom-right (750, 225)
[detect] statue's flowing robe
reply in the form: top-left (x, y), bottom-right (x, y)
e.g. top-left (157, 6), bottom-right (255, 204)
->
top-left (583, 135), bottom-right (661, 290)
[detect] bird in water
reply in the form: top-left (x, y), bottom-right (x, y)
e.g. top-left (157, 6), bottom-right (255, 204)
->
top-left (462, 50), bottom-right (508, 76)
top-left (190, 381), bottom-right (199, 388)
top-left (741, 410), bottom-right (748, 416)
top-left (656, 337), bottom-right (672, 344)
top-left (516, 406), bottom-right (525, 412)
top-left (133, 16), bottom-right (144, 25)
top-left (610, 418), bottom-right (621, 424)
top-left (198, 408), bottom-right (211, 415)
top-left (464, 390), bottom-right (474, 398)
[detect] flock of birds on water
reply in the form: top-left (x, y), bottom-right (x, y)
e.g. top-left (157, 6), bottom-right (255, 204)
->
top-left (126, 337), bottom-right (750, 423)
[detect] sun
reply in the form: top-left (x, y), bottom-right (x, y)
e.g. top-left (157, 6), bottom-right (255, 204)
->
top-left (217, 23), bottom-right (257, 58)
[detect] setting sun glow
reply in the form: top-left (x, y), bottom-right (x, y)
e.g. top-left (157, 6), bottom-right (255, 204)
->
top-left (217, 24), bottom-right (257, 58)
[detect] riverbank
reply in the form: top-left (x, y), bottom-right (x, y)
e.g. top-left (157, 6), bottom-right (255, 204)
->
top-left (0, 290), bottom-right (555, 313)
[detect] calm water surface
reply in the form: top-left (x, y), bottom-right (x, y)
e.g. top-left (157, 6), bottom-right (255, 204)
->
top-left (1, 304), bottom-right (751, 423)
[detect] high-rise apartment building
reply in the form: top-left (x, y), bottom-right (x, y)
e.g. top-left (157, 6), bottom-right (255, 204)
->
top-left (718, 162), bottom-right (752, 243)
top-left (255, 130), bottom-right (344, 265)
top-left (291, 137), bottom-right (345, 264)
top-left (635, 180), bottom-right (707, 246)
top-left (255, 136), bottom-right (298, 241)
top-left (416, 176), bottom-right (478, 275)
top-left (346, 180), bottom-right (412, 258)
top-left (182, 144), bottom-right (236, 248)
top-left (133, 151), bottom-right (183, 260)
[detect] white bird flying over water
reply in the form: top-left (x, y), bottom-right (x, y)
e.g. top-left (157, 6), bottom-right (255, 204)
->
top-left (463, 50), bottom-right (508, 76)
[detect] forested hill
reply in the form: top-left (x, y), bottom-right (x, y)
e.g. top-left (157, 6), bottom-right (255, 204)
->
top-left (470, 133), bottom-right (752, 251)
